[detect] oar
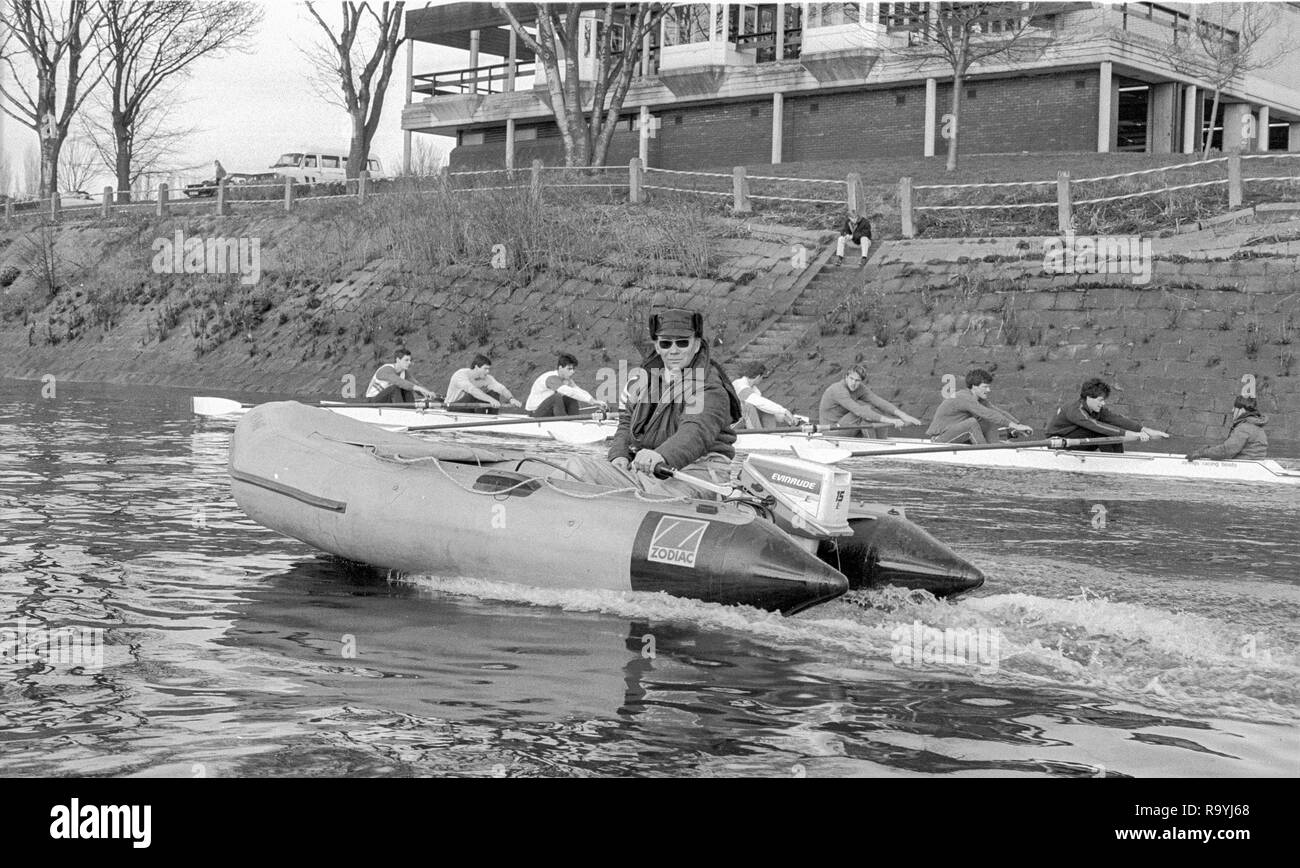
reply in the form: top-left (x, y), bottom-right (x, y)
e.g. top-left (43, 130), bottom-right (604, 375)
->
top-left (792, 434), bottom-right (1132, 464)
top-left (406, 411), bottom-right (611, 433)
top-left (192, 396), bottom-right (510, 417)
top-left (737, 422), bottom-right (905, 436)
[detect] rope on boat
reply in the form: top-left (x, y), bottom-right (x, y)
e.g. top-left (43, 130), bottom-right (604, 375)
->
top-left (383, 453), bottom-right (694, 503)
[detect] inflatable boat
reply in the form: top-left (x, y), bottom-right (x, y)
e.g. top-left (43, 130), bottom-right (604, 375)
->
top-left (229, 403), bottom-right (983, 614)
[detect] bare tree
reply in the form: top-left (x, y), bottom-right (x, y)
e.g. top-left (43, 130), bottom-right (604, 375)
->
top-left (92, 1), bottom-right (261, 201)
top-left (497, 3), bottom-right (670, 168)
top-left (57, 134), bottom-right (97, 191)
top-left (891, 2), bottom-right (1047, 171)
top-left (303, 1), bottom-right (405, 179)
top-left (403, 137), bottom-right (443, 176)
top-left (0, 0), bottom-right (106, 197)
top-left (1166, 3), bottom-right (1293, 159)
top-left (82, 89), bottom-right (196, 193)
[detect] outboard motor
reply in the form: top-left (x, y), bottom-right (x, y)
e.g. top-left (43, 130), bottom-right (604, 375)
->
top-left (738, 455), bottom-right (985, 598)
top-left (737, 454), bottom-right (855, 543)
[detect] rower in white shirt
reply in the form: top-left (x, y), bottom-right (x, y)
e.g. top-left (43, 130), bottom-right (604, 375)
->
top-left (525, 351), bottom-right (607, 417)
top-left (731, 362), bottom-right (802, 429)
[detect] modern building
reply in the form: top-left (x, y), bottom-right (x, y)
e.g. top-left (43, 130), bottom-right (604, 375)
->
top-left (401, 2), bottom-right (1300, 171)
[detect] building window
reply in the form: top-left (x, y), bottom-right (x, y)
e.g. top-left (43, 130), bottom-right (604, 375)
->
top-left (896, 94), bottom-right (906, 105)
top-left (1076, 78), bottom-right (1087, 89)
top-left (515, 126), bottom-right (538, 142)
top-left (810, 102), bottom-right (819, 112)
top-left (750, 106), bottom-right (760, 117)
top-left (966, 88), bottom-right (977, 99)
top-left (674, 115), bottom-right (683, 125)
top-left (461, 132), bottom-right (485, 146)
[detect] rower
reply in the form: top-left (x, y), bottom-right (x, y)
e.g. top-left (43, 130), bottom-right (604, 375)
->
top-left (1044, 377), bottom-right (1169, 452)
top-left (1187, 396), bottom-right (1268, 461)
top-left (365, 348), bottom-right (438, 404)
top-left (525, 352), bottom-right (606, 418)
top-left (732, 362), bottom-right (802, 429)
top-left (818, 364), bottom-right (922, 437)
top-left (445, 354), bottom-right (522, 414)
top-left (927, 368), bottom-right (1033, 444)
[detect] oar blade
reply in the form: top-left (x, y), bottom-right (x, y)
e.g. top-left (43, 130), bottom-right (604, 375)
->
top-left (548, 426), bottom-right (612, 445)
top-left (192, 397), bottom-right (246, 417)
top-left (789, 440), bottom-right (854, 464)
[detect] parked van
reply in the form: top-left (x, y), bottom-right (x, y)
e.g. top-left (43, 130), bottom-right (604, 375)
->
top-left (270, 149), bottom-right (386, 183)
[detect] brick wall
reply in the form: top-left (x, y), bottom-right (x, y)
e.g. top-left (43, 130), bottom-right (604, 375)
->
top-left (448, 71), bottom-right (1101, 170)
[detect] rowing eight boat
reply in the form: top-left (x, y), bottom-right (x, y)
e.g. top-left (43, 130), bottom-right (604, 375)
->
top-left (193, 397), bottom-right (1300, 485)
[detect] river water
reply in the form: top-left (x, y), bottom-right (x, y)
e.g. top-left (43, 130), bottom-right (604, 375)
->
top-left (1, 379), bottom-right (1296, 778)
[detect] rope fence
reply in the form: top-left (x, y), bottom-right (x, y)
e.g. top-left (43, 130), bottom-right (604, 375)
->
top-left (6, 150), bottom-right (1295, 232)
top-left (899, 151), bottom-right (1298, 238)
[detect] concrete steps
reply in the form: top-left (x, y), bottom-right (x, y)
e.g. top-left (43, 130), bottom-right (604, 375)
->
top-left (731, 254), bottom-right (866, 367)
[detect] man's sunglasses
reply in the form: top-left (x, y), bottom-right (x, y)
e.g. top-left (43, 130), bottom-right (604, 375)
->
top-left (656, 338), bottom-right (692, 349)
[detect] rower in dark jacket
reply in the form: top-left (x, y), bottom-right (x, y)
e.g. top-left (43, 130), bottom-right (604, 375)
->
top-left (1044, 378), bottom-right (1170, 452)
top-left (1187, 396), bottom-right (1269, 461)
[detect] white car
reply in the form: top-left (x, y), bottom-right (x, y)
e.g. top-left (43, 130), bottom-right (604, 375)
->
top-left (270, 149), bottom-right (385, 184)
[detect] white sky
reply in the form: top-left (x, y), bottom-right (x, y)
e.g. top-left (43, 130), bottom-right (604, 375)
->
top-left (0, 1), bottom-right (460, 194)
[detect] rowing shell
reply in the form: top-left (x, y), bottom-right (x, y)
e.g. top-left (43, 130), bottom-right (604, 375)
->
top-left (193, 398), bottom-right (1299, 484)
top-left (736, 432), bottom-right (1300, 486)
top-left (192, 396), bottom-right (616, 444)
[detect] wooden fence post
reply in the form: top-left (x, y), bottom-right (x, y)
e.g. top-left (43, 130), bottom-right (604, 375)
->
top-left (732, 165), bottom-right (751, 214)
top-left (629, 157), bottom-right (644, 205)
top-left (102, 187), bottom-right (113, 219)
top-left (216, 178), bottom-right (229, 216)
top-left (1227, 153), bottom-right (1242, 208)
top-left (3, 199), bottom-right (12, 225)
top-left (846, 172), bottom-right (862, 213)
top-left (283, 177), bottom-right (295, 213)
top-left (899, 176), bottom-right (915, 239)
top-left (358, 170), bottom-right (369, 203)
top-left (156, 183), bottom-right (169, 217)
top-left (50, 191), bottom-right (60, 221)
top-left (1057, 171), bottom-right (1072, 235)
top-left (531, 159), bottom-right (543, 202)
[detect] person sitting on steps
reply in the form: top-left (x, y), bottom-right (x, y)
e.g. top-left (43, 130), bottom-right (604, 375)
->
top-left (832, 208), bottom-right (872, 267)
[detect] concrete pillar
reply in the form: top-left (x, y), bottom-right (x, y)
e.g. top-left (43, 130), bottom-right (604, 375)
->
top-left (101, 186), bottom-right (112, 219)
top-left (924, 77), bottom-right (937, 157)
top-left (404, 39), bottom-right (413, 174)
top-left (284, 177), bottom-right (294, 213)
top-left (506, 27), bottom-right (517, 91)
top-left (1183, 85), bottom-right (1199, 154)
top-left (216, 177), bottom-right (229, 215)
top-left (50, 191), bottom-right (60, 220)
top-left (1257, 105), bottom-right (1270, 151)
top-left (718, 3), bottom-right (728, 42)
top-left (1227, 153), bottom-right (1242, 207)
top-left (639, 104), bottom-right (650, 166)
top-left (1150, 82), bottom-right (1175, 154)
top-left (641, 30), bottom-right (651, 76)
top-left (1291, 122), bottom-right (1300, 152)
top-left (357, 170), bottom-right (369, 202)
top-left (469, 29), bottom-right (480, 93)
top-left (771, 92), bottom-right (784, 164)
top-left (846, 172), bottom-right (862, 212)
top-left (154, 185), bottom-right (167, 217)
top-left (1223, 102), bottom-right (1249, 151)
top-left (776, 2), bottom-right (785, 60)
top-left (1097, 61), bottom-right (1114, 153)
top-left (505, 118), bottom-right (516, 170)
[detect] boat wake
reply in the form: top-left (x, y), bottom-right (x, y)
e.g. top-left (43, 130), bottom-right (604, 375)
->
top-left (397, 573), bottom-right (1300, 726)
